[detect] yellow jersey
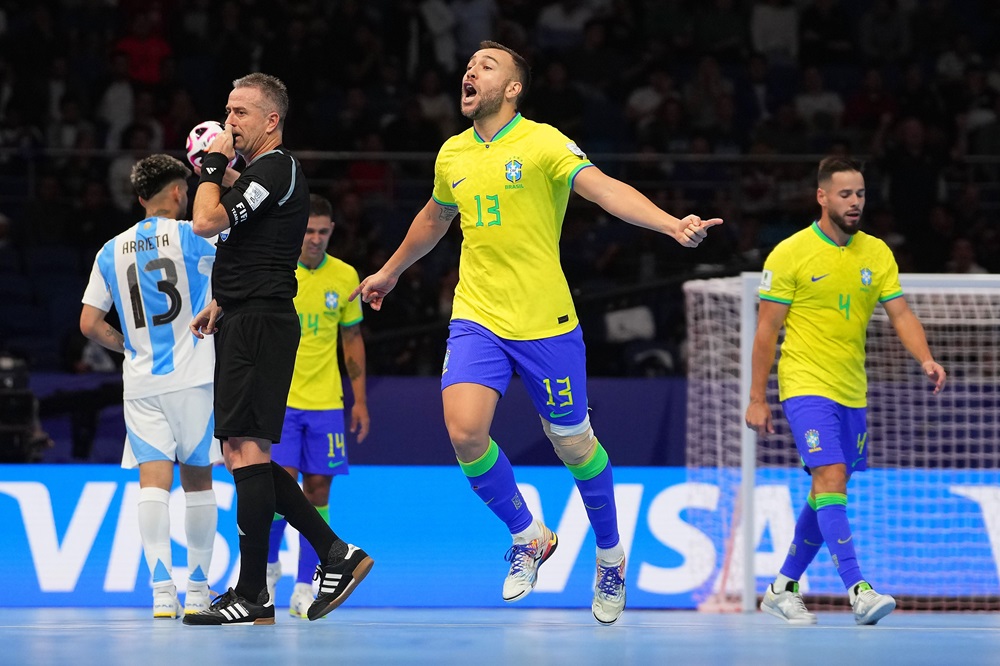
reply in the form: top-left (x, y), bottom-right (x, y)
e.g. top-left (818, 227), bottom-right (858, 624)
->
top-left (286, 255), bottom-right (363, 410)
top-left (431, 113), bottom-right (594, 340)
top-left (759, 222), bottom-right (903, 407)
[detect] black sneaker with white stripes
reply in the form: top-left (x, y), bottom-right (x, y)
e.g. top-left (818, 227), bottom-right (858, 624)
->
top-left (307, 544), bottom-right (374, 621)
top-left (182, 587), bottom-right (275, 626)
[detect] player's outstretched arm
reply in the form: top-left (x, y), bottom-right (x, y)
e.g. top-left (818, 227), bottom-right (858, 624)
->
top-left (341, 323), bottom-right (370, 443)
top-left (883, 297), bottom-right (947, 394)
top-left (745, 299), bottom-right (789, 436)
top-left (571, 166), bottom-right (722, 247)
top-left (349, 197), bottom-right (456, 311)
top-left (80, 304), bottom-right (125, 354)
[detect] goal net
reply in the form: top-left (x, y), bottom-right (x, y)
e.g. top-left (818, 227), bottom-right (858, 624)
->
top-left (684, 273), bottom-right (1000, 612)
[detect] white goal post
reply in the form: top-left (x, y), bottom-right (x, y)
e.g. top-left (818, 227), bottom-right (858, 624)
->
top-left (684, 273), bottom-right (1000, 613)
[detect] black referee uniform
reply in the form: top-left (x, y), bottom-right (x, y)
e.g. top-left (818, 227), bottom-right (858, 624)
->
top-left (212, 147), bottom-right (309, 441)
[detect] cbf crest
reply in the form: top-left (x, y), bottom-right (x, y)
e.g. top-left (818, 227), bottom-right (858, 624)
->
top-left (860, 268), bottom-right (873, 287)
top-left (325, 290), bottom-right (339, 310)
top-left (505, 158), bottom-right (522, 183)
top-left (805, 428), bottom-right (822, 453)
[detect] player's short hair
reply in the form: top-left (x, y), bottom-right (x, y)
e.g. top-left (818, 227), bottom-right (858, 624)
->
top-left (130, 154), bottom-right (190, 200)
top-left (818, 156), bottom-right (863, 186)
top-left (479, 40), bottom-right (531, 109)
top-left (233, 72), bottom-right (289, 128)
top-left (309, 193), bottom-right (333, 219)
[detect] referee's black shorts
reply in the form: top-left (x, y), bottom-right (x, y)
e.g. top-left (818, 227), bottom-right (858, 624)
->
top-left (213, 300), bottom-right (299, 442)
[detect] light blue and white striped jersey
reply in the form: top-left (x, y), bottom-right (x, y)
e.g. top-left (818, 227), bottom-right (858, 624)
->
top-left (83, 217), bottom-right (217, 399)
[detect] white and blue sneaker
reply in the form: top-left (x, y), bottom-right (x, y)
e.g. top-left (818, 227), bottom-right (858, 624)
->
top-left (289, 582), bottom-right (314, 619)
top-left (502, 523), bottom-right (559, 602)
top-left (592, 556), bottom-right (626, 625)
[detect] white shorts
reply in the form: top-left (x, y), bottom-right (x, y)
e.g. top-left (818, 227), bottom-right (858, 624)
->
top-left (122, 384), bottom-right (222, 469)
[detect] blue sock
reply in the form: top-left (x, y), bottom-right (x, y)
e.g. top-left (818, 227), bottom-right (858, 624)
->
top-left (779, 496), bottom-right (824, 581)
top-left (267, 515), bottom-right (286, 564)
top-left (297, 504), bottom-right (327, 583)
top-left (298, 532), bottom-right (319, 583)
top-left (815, 492), bottom-right (863, 589)
top-left (459, 439), bottom-right (533, 535)
top-left (567, 441), bottom-right (620, 549)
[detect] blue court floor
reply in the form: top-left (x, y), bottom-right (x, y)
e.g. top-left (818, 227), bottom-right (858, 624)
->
top-left (2, 608), bottom-right (999, 666)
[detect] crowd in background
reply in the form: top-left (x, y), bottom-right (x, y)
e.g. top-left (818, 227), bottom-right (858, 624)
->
top-left (0, 0), bottom-right (998, 376)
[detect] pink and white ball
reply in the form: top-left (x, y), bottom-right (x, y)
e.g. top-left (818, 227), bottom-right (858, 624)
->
top-left (185, 121), bottom-right (237, 169)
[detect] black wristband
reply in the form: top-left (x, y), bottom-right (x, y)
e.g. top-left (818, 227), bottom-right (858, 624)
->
top-left (199, 152), bottom-right (229, 186)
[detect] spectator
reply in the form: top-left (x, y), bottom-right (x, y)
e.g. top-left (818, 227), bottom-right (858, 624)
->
top-left (416, 69), bottom-right (457, 141)
top-left (684, 56), bottom-right (735, 130)
top-left (529, 60), bottom-right (586, 137)
top-left (875, 116), bottom-right (948, 264)
top-left (113, 12), bottom-right (172, 87)
top-left (843, 68), bottom-right (898, 137)
top-left (945, 237), bottom-right (989, 274)
top-left (750, 0), bottom-right (798, 67)
top-left (693, 0), bottom-right (749, 63)
top-left (96, 52), bottom-right (134, 150)
top-left (910, 0), bottom-right (960, 64)
top-left (536, 0), bottom-right (594, 53)
top-left (624, 67), bottom-right (679, 132)
top-left (452, 0), bottom-right (499, 60)
top-left (794, 66), bottom-right (844, 134)
top-left (858, 0), bottom-right (910, 66)
top-left (567, 19), bottom-right (625, 99)
top-left (799, 0), bottom-right (854, 66)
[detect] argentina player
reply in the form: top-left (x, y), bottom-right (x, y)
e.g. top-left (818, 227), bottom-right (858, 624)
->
top-left (80, 154), bottom-right (221, 619)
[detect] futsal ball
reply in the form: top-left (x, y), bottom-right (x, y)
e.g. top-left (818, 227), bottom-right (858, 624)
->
top-left (185, 121), bottom-right (237, 169)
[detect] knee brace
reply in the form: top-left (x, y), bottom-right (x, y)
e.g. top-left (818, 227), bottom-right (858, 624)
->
top-left (541, 415), bottom-right (597, 466)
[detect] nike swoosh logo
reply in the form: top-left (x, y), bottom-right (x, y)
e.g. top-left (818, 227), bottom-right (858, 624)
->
top-left (837, 536), bottom-right (853, 544)
top-left (328, 460), bottom-right (345, 469)
top-left (452, 177), bottom-right (467, 188)
top-left (584, 503), bottom-right (608, 511)
top-left (811, 274), bottom-right (830, 282)
top-left (549, 411), bottom-right (572, 418)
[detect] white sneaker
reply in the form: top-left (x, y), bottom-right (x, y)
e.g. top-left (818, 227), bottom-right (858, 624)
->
top-left (760, 582), bottom-right (817, 625)
top-left (288, 582), bottom-right (315, 619)
top-left (184, 584), bottom-right (211, 615)
top-left (592, 556), bottom-right (626, 625)
top-left (502, 523), bottom-right (558, 602)
top-left (153, 585), bottom-right (180, 619)
top-left (851, 582), bottom-right (896, 625)
top-left (265, 561), bottom-right (282, 606)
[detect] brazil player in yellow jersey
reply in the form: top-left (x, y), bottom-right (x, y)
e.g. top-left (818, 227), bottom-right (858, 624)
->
top-left (746, 156), bottom-right (947, 626)
top-left (351, 41), bottom-right (722, 625)
top-left (266, 194), bottom-right (370, 618)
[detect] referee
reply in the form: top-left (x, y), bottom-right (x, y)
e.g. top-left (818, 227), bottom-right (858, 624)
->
top-left (184, 73), bottom-right (373, 626)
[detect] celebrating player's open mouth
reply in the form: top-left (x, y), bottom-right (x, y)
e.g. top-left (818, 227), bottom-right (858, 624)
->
top-left (461, 81), bottom-right (478, 110)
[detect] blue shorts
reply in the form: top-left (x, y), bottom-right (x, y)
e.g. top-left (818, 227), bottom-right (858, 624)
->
top-left (272, 407), bottom-right (349, 476)
top-left (782, 396), bottom-right (868, 474)
top-left (442, 319), bottom-right (589, 428)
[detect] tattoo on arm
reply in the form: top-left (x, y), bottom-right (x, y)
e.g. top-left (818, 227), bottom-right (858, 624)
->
top-left (103, 324), bottom-right (125, 353)
top-left (345, 357), bottom-right (363, 381)
top-left (437, 206), bottom-right (459, 223)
